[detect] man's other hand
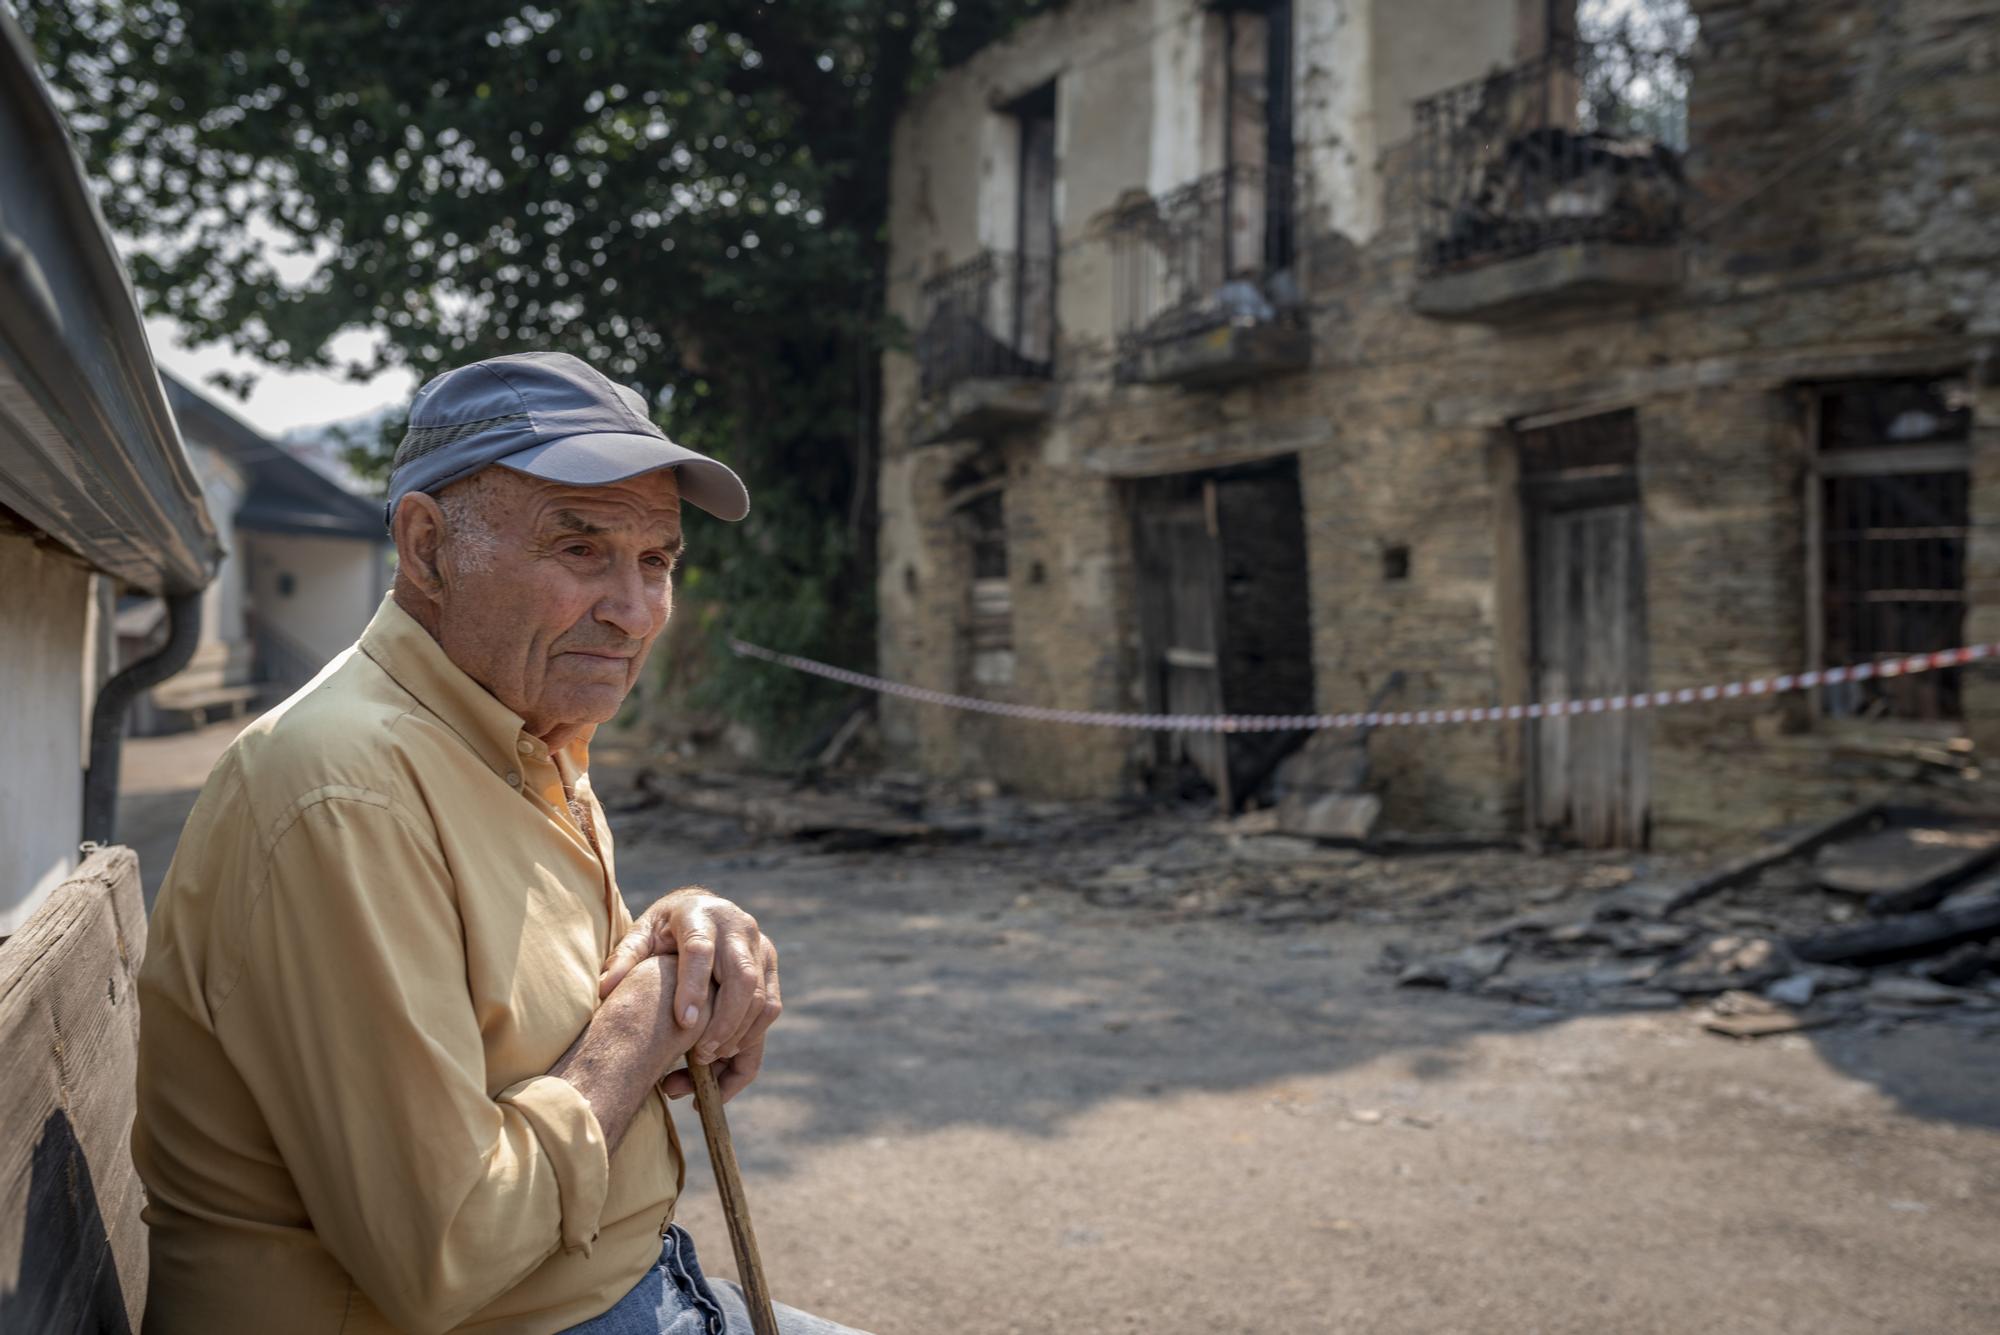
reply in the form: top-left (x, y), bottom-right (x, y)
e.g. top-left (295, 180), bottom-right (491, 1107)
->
top-left (598, 887), bottom-right (780, 1101)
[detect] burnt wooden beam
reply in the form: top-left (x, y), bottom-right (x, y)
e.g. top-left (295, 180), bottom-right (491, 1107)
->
top-left (1790, 895), bottom-right (2000, 967)
top-left (1649, 803), bottom-right (1886, 917)
top-left (1866, 842), bottom-right (2000, 917)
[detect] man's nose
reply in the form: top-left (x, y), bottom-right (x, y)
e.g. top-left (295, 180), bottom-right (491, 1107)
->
top-left (594, 561), bottom-right (656, 639)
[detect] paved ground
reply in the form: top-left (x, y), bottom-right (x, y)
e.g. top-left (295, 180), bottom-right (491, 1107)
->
top-left (119, 719), bottom-right (247, 905)
top-left (622, 823), bottom-right (2000, 1335)
top-left (119, 734), bottom-right (2000, 1333)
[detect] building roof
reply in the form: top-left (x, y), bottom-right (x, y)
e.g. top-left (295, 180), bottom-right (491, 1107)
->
top-left (0, 10), bottom-right (218, 595)
top-left (163, 376), bottom-right (389, 543)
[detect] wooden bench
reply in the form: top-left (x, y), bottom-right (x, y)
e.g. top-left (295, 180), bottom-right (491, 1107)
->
top-left (0, 846), bottom-right (149, 1333)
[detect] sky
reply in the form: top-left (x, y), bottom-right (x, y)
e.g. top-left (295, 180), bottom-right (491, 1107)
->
top-left (134, 211), bottom-right (415, 438)
top-left (144, 319), bottom-right (414, 439)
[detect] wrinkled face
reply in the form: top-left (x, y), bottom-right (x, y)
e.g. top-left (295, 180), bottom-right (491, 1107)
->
top-left (429, 467), bottom-right (683, 741)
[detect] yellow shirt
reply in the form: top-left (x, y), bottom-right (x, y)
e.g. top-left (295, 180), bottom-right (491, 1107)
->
top-left (134, 598), bottom-right (681, 1335)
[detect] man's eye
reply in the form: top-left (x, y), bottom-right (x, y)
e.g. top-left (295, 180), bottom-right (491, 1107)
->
top-left (644, 553), bottom-right (673, 569)
top-left (564, 544), bottom-right (593, 558)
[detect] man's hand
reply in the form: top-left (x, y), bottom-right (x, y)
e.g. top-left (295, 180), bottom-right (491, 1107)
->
top-left (553, 955), bottom-right (706, 1151)
top-left (599, 887), bottom-right (780, 1102)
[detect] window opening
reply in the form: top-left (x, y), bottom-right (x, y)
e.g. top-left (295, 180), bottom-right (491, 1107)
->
top-left (1010, 82), bottom-right (1058, 367)
top-left (1109, 2), bottom-right (1295, 347)
top-left (957, 488), bottom-right (1014, 688)
top-left (1811, 376), bottom-right (1971, 722)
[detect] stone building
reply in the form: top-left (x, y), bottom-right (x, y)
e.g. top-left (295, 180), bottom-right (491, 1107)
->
top-left (875, 0), bottom-right (2000, 848)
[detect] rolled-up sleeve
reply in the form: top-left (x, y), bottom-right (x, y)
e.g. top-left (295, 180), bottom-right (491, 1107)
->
top-left (214, 789), bottom-right (607, 1334)
top-left (495, 1075), bottom-right (610, 1253)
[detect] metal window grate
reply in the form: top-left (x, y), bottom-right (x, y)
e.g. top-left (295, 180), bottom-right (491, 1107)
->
top-left (1815, 377), bottom-right (1971, 720)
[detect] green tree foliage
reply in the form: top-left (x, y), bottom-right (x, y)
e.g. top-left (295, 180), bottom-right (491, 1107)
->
top-left (23, 0), bottom-right (1050, 751)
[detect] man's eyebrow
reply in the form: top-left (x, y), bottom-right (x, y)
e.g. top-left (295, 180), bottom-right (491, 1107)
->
top-left (549, 510), bottom-right (604, 536)
top-left (545, 507), bottom-right (682, 552)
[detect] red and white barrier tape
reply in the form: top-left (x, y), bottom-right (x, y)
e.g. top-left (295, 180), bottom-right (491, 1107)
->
top-left (728, 639), bottom-right (1996, 733)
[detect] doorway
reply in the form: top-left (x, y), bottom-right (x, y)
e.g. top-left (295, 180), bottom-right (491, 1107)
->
top-left (1129, 457), bottom-right (1314, 809)
top-left (1520, 409), bottom-right (1650, 848)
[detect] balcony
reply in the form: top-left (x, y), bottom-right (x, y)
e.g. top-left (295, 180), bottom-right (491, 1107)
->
top-left (1108, 164), bottom-right (1310, 388)
top-left (1409, 38), bottom-right (1690, 322)
top-left (911, 251), bottom-right (1054, 445)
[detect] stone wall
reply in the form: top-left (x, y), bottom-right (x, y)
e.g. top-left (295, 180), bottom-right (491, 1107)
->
top-left (878, 0), bottom-right (2000, 844)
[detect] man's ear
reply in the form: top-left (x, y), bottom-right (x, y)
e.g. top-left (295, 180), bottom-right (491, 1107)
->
top-left (391, 493), bottom-right (448, 601)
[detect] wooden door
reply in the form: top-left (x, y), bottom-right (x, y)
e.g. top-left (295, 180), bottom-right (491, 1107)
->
top-left (1133, 482), bottom-right (1231, 806)
top-left (1212, 464), bottom-right (1314, 800)
top-left (1531, 501), bottom-right (1650, 847)
top-left (1132, 461), bottom-right (1313, 809)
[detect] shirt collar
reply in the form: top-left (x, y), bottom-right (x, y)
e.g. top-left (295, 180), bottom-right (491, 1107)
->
top-left (358, 597), bottom-right (593, 781)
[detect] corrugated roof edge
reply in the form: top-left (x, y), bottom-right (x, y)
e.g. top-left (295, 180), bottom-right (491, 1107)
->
top-left (0, 9), bottom-right (218, 596)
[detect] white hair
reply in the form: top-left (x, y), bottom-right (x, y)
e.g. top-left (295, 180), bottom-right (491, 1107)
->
top-left (434, 476), bottom-right (503, 574)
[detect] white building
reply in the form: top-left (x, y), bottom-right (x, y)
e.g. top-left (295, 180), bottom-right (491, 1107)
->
top-left (121, 379), bottom-right (390, 732)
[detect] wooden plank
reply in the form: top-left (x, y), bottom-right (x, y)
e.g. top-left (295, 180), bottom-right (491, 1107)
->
top-left (1211, 460), bottom-right (1315, 802)
top-left (1813, 822), bottom-right (2000, 899)
top-left (1813, 443), bottom-right (1971, 476)
top-left (1597, 510), bottom-right (1622, 843)
top-left (1791, 893), bottom-right (2000, 967)
top-left (1135, 486), bottom-right (1231, 806)
top-left (1582, 507), bottom-right (1620, 847)
top-left (1531, 509), bottom-right (1570, 833)
top-left (1652, 802), bottom-right (1885, 916)
top-left (1529, 496), bottom-right (1650, 849)
top-left (1624, 502), bottom-right (1653, 846)
top-left (1803, 390), bottom-right (1826, 722)
top-left (1195, 479), bottom-right (1231, 812)
top-left (0, 845), bottom-right (149, 1335)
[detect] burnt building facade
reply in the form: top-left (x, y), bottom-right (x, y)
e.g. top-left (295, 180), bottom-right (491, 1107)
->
top-left (876, 0), bottom-right (2000, 848)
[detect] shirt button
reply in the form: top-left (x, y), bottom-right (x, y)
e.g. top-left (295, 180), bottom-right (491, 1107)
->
top-left (517, 738), bottom-right (534, 754)
top-left (505, 771), bottom-right (521, 787)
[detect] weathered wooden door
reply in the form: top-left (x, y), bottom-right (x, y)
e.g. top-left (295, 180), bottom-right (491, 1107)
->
top-left (1133, 481), bottom-right (1232, 806)
top-left (1131, 460), bottom-right (1314, 810)
top-left (1530, 501), bottom-right (1650, 847)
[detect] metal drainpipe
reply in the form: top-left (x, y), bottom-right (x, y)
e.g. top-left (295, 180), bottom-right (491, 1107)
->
top-left (82, 590), bottom-right (203, 845)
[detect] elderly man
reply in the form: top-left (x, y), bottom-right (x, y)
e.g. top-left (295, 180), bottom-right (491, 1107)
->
top-left (135, 353), bottom-right (867, 1335)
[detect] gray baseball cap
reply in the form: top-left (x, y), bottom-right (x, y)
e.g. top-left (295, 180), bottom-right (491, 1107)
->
top-left (381, 351), bottom-right (749, 527)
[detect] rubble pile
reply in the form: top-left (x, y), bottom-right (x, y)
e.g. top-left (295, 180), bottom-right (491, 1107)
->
top-left (608, 766), bottom-right (2000, 1040)
top-left (1390, 805), bottom-right (2000, 1039)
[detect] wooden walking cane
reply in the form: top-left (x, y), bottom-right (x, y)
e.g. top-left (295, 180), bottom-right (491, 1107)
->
top-left (687, 1057), bottom-right (782, 1335)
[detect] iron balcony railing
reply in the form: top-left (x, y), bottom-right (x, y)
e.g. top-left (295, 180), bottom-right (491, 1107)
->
top-left (1411, 38), bottom-right (1691, 276)
top-left (1108, 163), bottom-right (1299, 351)
top-left (915, 250), bottom-right (1054, 398)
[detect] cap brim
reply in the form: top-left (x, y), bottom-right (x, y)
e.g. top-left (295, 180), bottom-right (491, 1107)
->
top-left (497, 432), bottom-right (749, 521)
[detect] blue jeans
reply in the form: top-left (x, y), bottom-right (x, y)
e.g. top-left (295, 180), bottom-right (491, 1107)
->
top-left (563, 1225), bottom-right (870, 1335)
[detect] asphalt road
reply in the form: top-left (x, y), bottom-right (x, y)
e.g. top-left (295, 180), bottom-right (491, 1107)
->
top-left (625, 824), bottom-right (2000, 1335)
